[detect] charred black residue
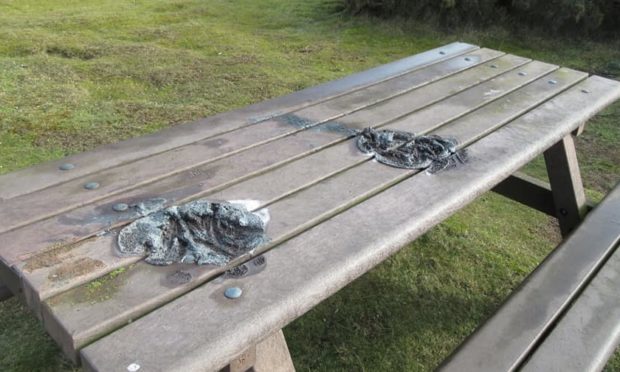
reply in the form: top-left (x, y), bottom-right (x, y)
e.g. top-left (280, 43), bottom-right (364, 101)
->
top-left (167, 270), bottom-right (193, 285)
top-left (224, 255), bottom-right (267, 278)
top-left (357, 127), bottom-right (467, 174)
top-left (117, 200), bottom-right (269, 266)
top-left (277, 113), bottom-right (357, 136)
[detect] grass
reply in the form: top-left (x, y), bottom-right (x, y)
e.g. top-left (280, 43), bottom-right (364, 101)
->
top-left (0, 0), bottom-right (619, 370)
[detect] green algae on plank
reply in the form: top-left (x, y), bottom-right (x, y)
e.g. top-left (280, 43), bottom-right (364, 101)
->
top-left (47, 266), bottom-right (132, 306)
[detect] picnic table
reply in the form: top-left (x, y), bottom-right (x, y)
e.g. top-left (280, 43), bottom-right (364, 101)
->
top-left (1, 42), bottom-right (620, 371)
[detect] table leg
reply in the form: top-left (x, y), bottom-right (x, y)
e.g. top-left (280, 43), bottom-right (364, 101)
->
top-left (220, 329), bottom-right (295, 372)
top-left (0, 282), bottom-right (12, 302)
top-left (544, 135), bottom-right (587, 237)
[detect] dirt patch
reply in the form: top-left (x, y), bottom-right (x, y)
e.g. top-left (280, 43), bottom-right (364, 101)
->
top-left (23, 243), bottom-right (77, 272)
top-left (47, 266), bottom-right (131, 306)
top-left (45, 45), bottom-right (103, 60)
top-left (48, 257), bottom-right (105, 282)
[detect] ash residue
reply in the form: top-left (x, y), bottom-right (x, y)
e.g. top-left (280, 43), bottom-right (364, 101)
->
top-left (117, 200), bottom-right (269, 266)
top-left (225, 255), bottom-right (267, 278)
top-left (356, 128), bottom-right (467, 173)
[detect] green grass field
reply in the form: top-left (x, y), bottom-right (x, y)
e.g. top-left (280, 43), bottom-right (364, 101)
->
top-left (1, 0), bottom-right (619, 370)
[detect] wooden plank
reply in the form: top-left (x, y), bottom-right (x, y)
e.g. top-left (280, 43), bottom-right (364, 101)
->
top-left (0, 51), bottom-right (519, 270)
top-left (41, 67), bottom-right (585, 361)
top-left (0, 42), bottom-right (478, 201)
top-left (441, 183), bottom-right (620, 372)
top-left (544, 134), bottom-right (588, 236)
top-left (0, 53), bottom-right (530, 270)
top-left (21, 58), bottom-right (554, 306)
top-left (80, 76), bottom-right (620, 372)
top-left (521, 244), bottom-right (620, 372)
top-left (0, 49), bottom-right (505, 235)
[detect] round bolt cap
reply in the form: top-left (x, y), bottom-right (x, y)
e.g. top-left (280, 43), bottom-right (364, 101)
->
top-left (581, 89), bottom-right (591, 94)
top-left (127, 363), bottom-right (141, 372)
top-left (518, 71), bottom-right (527, 76)
top-left (464, 57), bottom-right (471, 61)
top-left (548, 79), bottom-right (558, 85)
top-left (439, 50), bottom-right (446, 55)
top-left (224, 287), bottom-right (243, 299)
top-left (560, 208), bottom-right (568, 216)
top-left (59, 163), bottom-right (75, 171)
top-left (113, 203), bottom-right (129, 212)
top-left (489, 64), bottom-right (498, 68)
top-left (84, 182), bottom-right (100, 190)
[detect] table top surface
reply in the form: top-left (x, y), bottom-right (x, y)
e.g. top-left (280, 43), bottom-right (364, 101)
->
top-left (1, 42), bottom-right (619, 370)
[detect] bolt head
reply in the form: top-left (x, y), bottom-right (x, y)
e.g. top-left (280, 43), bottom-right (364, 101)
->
top-left (560, 208), bottom-right (568, 216)
top-left (84, 182), bottom-right (100, 190)
top-left (113, 203), bottom-right (129, 212)
top-left (59, 163), bottom-right (75, 171)
top-left (490, 64), bottom-right (498, 68)
top-left (548, 79), bottom-right (558, 85)
top-left (127, 363), bottom-right (140, 372)
top-left (464, 57), bottom-right (471, 61)
top-left (224, 287), bottom-right (242, 299)
top-left (439, 50), bottom-right (446, 55)
top-left (518, 71), bottom-right (527, 76)
top-left (581, 89), bottom-right (591, 94)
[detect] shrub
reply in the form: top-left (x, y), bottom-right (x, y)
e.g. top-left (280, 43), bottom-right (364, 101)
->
top-left (343, 0), bottom-right (620, 36)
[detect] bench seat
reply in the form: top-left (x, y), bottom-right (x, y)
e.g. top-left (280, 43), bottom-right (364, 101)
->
top-left (440, 183), bottom-right (620, 371)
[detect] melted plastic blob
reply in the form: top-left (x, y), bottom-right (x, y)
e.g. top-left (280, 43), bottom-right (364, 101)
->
top-left (117, 199), bottom-right (269, 266)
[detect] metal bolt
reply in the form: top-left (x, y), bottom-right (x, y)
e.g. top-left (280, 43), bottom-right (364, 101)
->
top-left (439, 50), bottom-right (446, 55)
top-left (59, 163), bottom-right (75, 171)
top-left (464, 57), bottom-right (471, 61)
top-left (224, 287), bottom-right (242, 299)
top-left (581, 89), bottom-right (591, 94)
top-left (560, 208), bottom-right (568, 216)
top-left (84, 182), bottom-right (100, 190)
top-left (518, 71), bottom-right (527, 76)
top-left (113, 203), bottom-right (129, 212)
top-left (127, 363), bottom-right (141, 372)
top-left (490, 64), bottom-right (498, 68)
top-left (548, 79), bottom-right (558, 85)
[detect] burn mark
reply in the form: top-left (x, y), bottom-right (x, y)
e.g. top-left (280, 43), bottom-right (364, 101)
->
top-left (224, 254), bottom-right (267, 278)
top-left (117, 199), bottom-right (269, 266)
top-left (356, 128), bottom-right (467, 174)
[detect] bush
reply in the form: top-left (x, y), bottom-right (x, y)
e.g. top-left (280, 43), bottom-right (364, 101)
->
top-left (344, 0), bottom-right (620, 36)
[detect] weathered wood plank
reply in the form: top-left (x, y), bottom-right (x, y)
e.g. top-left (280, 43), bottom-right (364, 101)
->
top-left (521, 244), bottom-right (620, 372)
top-left (544, 134), bottom-right (588, 236)
top-left (0, 42), bottom-right (478, 201)
top-left (22, 58), bottom-right (555, 308)
top-left (440, 182), bottom-right (620, 372)
top-left (0, 54), bottom-right (531, 274)
top-left (80, 76), bottom-right (620, 372)
top-left (42, 68), bottom-right (586, 361)
top-left (0, 49), bottom-right (504, 235)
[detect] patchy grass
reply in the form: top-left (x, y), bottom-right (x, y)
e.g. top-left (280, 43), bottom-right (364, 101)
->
top-left (0, 0), bottom-right (618, 371)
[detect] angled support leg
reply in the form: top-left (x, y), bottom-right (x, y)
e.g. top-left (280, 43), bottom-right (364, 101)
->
top-left (220, 330), bottom-right (295, 372)
top-left (544, 135), bottom-right (587, 237)
top-left (0, 282), bottom-right (12, 302)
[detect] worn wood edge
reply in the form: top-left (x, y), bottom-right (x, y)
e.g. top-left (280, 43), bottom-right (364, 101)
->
top-left (3, 51), bottom-right (520, 276)
top-left (79, 76), bottom-right (620, 372)
top-left (0, 43), bottom-right (478, 201)
top-left (44, 67), bottom-right (588, 361)
top-left (521, 240), bottom-right (620, 372)
top-left (0, 49), bottom-right (504, 236)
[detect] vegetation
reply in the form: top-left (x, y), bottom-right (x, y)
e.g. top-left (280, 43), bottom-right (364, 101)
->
top-left (344, 0), bottom-right (620, 36)
top-left (0, 0), bottom-right (619, 371)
